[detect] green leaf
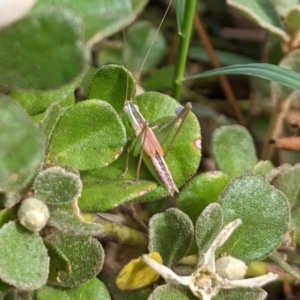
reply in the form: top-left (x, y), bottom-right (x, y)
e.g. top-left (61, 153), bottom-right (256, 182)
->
top-left (36, 278), bottom-right (111, 300)
top-left (143, 65), bottom-right (174, 91)
top-left (47, 100), bottom-right (126, 170)
top-left (271, 50), bottom-right (300, 103)
top-left (79, 178), bottom-right (156, 212)
top-left (34, 167), bottom-right (82, 204)
top-left (214, 287), bottom-right (267, 300)
top-left (148, 208), bottom-right (193, 267)
top-left (183, 63), bottom-right (300, 92)
top-left (212, 125), bottom-right (257, 178)
top-left (149, 284), bottom-right (192, 300)
top-left (274, 0), bottom-right (300, 17)
top-left (48, 202), bottom-right (103, 235)
top-left (38, 102), bottom-right (70, 140)
top-left (253, 160), bottom-right (274, 177)
top-left (44, 240), bottom-right (71, 283)
top-left (0, 10), bottom-right (88, 115)
top-left (0, 280), bottom-right (10, 299)
top-left (195, 204), bottom-right (223, 263)
top-left (285, 5), bottom-right (300, 30)
top-left (189, 47), bottom-right (257, 65)
top-left (125, 21), bottom-right (167, 74)
top-left (33, 0), bottom-right (147, 41)
top-left (218, 175), bottom-right (290, 262)
top-left (88, 65), bottom-right (136, 113)
top-left (87, 86), bottom-right (201, 202)
top-left (0, 209), bottom-right (17, 228)
top-left (175, 0), bottom-right (185, 34)
top-left (47, 233), bottom-right (104, 287)
top-left (134, 92), bottom-right (201, 201)
top-left (0, 95), bottom-right (46, 202)
top-left (227, 0), bottom-right (289, 41)
top-left (0, 221), bottom-right (49, 290)
top-left (79, 148), bottom-right (158, 211)
top-left (176, 172), bottom-right (230, 224)
top-left (270, 163), bottom-right (300, 207)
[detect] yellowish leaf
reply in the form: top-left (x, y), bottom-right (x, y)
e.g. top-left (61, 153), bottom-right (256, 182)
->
top-left (116, 252), bottom-right (162, 290)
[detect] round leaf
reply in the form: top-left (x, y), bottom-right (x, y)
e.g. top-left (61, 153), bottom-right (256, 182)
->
top-left (227, 0), bottom-right (289, 41)
top-left (79, 151), bottom-right (158, 211)
top-left (253, 160), bottom-right (274, 177)
top-left (149, 208), bottom-right (193, 266)
top-left (135, 92), bottom-right (201, 201)
top-left (79, 178), bottom-right (156, 212)
top-left (285, 5), bottom-right (300, 30)
top-left (212, 125), bottom-right (256, 178)
top-left (125, 21), bottom-right (167, 73)
top-left (215, 287), bottom-right (267, 300)
top-left (0, 10), bottom-right (88, 114)
top-left (116, 252), bottom-right (162, 291)
top-left (36, 278), bottom-right (111, 300)
top-left (47, 233), bottom-right (104, 287)
top-left (148, 284), bottom-right (192, 300)
top-left (34, 167), bottom-right (82, 204)
top-left (195, 204), bottom-right (223, 259)
top-left (0, 221), bottom-right (49, 290)
top-left (47, 100), bottom-right (126, 170)
top-left (0, 95), bottom-right (46, 198)
top-left (33, 0), bottom-right (147, 41)
top-left (218, 175), bottom-right (290, 262)
top-left (48, 202), bottom-right (103, 236)
top-left (270, 163), bottom-right (300, 207)
top-left (88, 65), bottom-right (136, 112)
top-left (176, 172), bottom-right (229, 224)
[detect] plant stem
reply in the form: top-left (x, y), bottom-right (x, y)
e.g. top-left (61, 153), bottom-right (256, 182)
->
top-left (269, 251), bottom-right (300, 280)
top-left (172, 0), bottom-right (197, 101)
top-left (83, 213), bottom-right (148, 251)
top-left (193, 14), bottom-right (246, 126)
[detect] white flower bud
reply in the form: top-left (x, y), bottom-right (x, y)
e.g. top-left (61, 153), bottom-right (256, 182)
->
top-left (18, 198), bottom-right (50, 232)
top-left (215, 256), bottom-right (247, 280)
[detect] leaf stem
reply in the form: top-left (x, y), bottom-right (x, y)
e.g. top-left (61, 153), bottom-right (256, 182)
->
top-left (83, 213), bottom-right (148, 251)
top-left (172, 0), bottom-right (197, 100)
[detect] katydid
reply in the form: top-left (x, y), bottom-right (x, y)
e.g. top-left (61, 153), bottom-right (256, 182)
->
top-left (121, 0), bottom-right (191, 196)
top-left (122, 99), bottom-right (192, 196)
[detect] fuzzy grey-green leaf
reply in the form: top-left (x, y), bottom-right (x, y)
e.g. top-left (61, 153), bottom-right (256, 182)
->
top-left (149, 284), bottom-right (192, 300)
top-left (176, 172), bottom-right (229, 224)
top-left (36, 278), bottom-right (111, 300)
top-left (48, 202), bottom-right (103, 236)
top-left (34, 167), bottom-right (82, 204)
top-left (33, 0), bottom-right (147, 41)
top-left (0, 95), bottom-right (46, 201)
top-left (195, 203), bottom-right (224, 260)
top-left (88, 65), bottom-right (136, 113)
top-left (271, 163), bottom-right (300, 207)
top-left (212, 125), bottom-right (256, 178)
top-left (149, 208), bottom-right (193, 267)
top-left (0, 10), bottom-right (88, 115)
top-left (213, 287), bottom-right (267, 300)
top-left (227, 0), bottom-right (288, 41)
top-left (48, 233), bottom-right (104, 287)
top-left (218, 175), bottom-right (290, 262)
top-left (134, 92), bottom-right (201, 201)
top-left (47, 100), bottom-right (126, 170)
top-left (253, 160), bottom-right (274, 177)
top-left (0, 221), bottom-right (49, 290)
